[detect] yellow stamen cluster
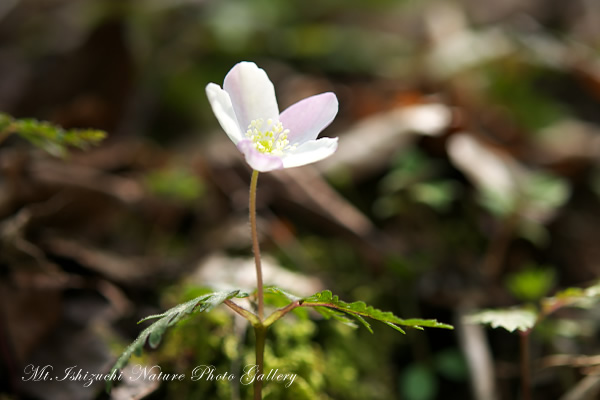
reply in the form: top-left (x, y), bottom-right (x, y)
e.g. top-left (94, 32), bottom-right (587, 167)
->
top-left (245, 118), bottom-right (293, 155)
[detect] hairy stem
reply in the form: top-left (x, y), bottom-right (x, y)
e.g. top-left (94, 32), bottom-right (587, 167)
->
top-left (249, 169), bottom-right (266, 400)
top-left (253, 326), bottom-right (267, 400)
top-left (249, 170), bottom-right (264, 321)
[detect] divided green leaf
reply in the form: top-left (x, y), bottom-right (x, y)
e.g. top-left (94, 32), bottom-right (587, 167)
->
top-left (542, 281), bottom-right (600, 313)
top-left (466, 308), bottom-right (537, 332)
top-left (467, 281), bottom-right (600, 334)
top-left (264, 286), bottom-right (302, 303)
top-left (0, 112), bottom-right (106, 156)
top-left (106, 290), bottom-right (241, 392)
top-left (300, 290), bottom-right (453, 333)
top-left (313, 306), bottom-right (359, 328)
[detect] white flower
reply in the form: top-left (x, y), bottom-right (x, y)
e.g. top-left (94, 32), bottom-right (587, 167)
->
top-left (206, 62), bottom-right (338, 172)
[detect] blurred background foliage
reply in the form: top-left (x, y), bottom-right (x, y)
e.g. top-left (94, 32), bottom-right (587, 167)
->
top-left (2, 0), bottom-right (600, 399)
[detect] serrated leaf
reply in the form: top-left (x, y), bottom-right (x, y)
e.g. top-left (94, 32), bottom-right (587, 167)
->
top-left (466, 308), bottom-right (537, 332)
top-left (264, 286), bottom-right (302, 303)
top-left (542, 281), bottom-right (600, 313)
top-left (383, 321), bottom-right (406, 334)
top-left (352, 314), bottom-right (373, 333)
top-left (300, 290), bottom-right (453, 333)
top-left (314, 306), bottom-right (358, 328)
top-left (106, 290), bottom-right (240, 392)
top-left (0, 112), bottom-right (106, 156)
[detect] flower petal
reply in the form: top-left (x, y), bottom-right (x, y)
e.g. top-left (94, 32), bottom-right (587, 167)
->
top-left (281, 137), bottom-right (338, 169)
top-left (279, 92), bottom-right (338, 144)
top-left (237, 140), bottom-right (284, 172)
top-left (224, 62), bottom-right (279, 132)
top-left (205, 83), bottom-right (243, 144)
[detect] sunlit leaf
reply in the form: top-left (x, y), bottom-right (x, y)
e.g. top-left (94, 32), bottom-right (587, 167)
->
top-left (301, 290), bottom-right (453, 333)
top-left (466, 308), bottom-right (537, 332)
top-left (506, 266), bottom-right (556, 302)
top-left (264, 286), bottom-right (310, 319)
top-left (106, 290), bottom-right (245, 392)
top-left (0, 112), bottom-right (106, 156)
top-left (542, 281), bottom-right (600, 314)
top-left (265, 286), bottom-right (303, 303)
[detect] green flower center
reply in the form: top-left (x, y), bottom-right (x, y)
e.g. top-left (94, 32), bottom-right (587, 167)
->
top-left (245, 119), bottom-right (293, 155)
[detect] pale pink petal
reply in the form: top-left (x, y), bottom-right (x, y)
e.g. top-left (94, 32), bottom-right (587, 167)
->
top-left (237, 140), bottom-right (284, 172)
top-left (279, 92), bottom-right (338, 143)
top-left (205, 83), bottom-right (243, 144)
top-left (281, 137), bottom-right (338, 169)
top-left (224, 62), bottom-right (279, 132)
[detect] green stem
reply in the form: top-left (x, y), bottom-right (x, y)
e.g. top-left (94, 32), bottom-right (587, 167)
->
top-left (224, 300), bottom-right (261, 327)
top-left (253, 326), bottom-right (267, 400)
top-left (249, 169), bottom-right (266, 400)
top-left (263, 301), bottom-right (301, 327)
top-left (249, 170), bottom-right (264, 321)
